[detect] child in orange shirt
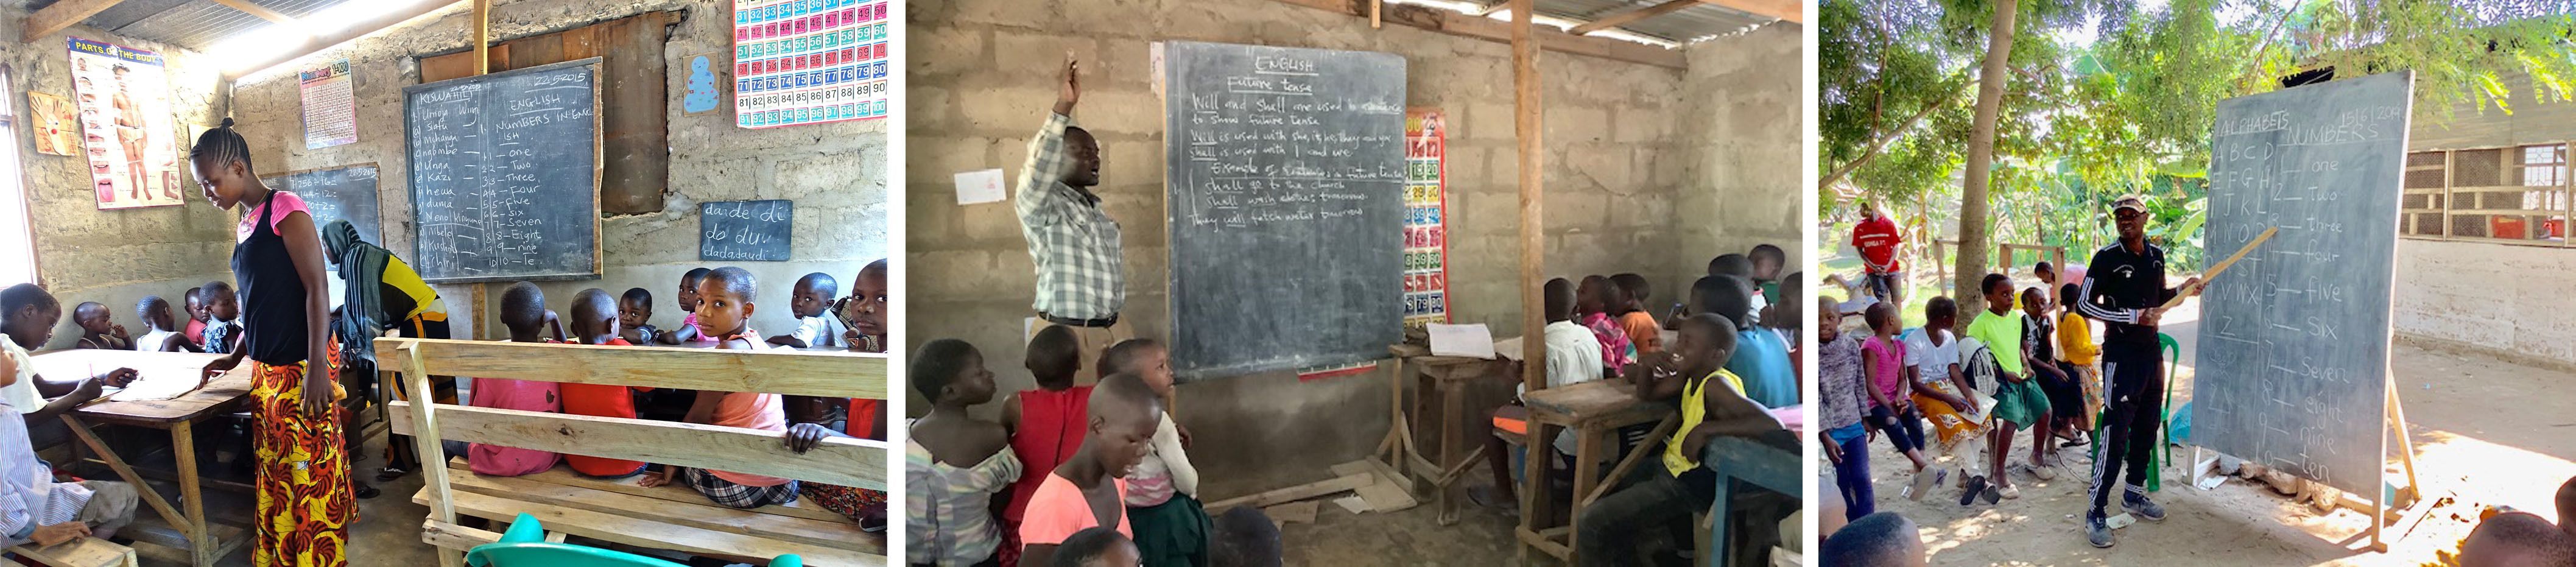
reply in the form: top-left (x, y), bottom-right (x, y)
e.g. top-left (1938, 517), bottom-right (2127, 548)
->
top-left (1611, 273), bottom-right (1663, 354)
top-left (1019, 373), bottom-right (1161, 567)
top-left (558, 289), bottom-right (650, 478)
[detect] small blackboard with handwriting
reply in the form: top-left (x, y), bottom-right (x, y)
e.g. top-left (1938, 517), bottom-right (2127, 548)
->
top-left (403, 58), bottom-right (602, 283)
top-left (261, 163), bottom-right (381, 253)
top-left (699, 199), bottom-right (795, 262)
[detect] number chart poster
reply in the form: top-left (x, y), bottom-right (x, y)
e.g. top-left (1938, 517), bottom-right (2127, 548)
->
top-left (733, 0), bottom-right (890, 128)
top-left (299, 59), bottom-right (358, 149)
top-left (1403, 109), bottom-right (1452, 329)
top-left (68, 37), bottom-right (185, 210)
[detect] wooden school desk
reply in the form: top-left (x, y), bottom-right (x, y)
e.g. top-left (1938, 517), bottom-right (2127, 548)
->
top-left (1700, 432), bottom-right (1801, 567)
top-left (1515, 379), bottom-right (1678, 564)
top-left (30, 350), bottom-right (249, 567)
top-left (1379, 342), bottom-right (1515, 524)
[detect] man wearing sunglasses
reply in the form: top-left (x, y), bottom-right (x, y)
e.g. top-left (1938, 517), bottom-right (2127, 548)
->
top-left (2075, 195), bottom-right (2203, 548)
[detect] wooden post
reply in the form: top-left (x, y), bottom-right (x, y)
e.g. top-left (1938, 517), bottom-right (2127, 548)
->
top-left (399, 342), bottom-right (467, 567)
top-left (1510, 0), bottom-right (1543, 395)
top-left (1370, 0), bottom-right (1381, 29)
top-left (471, 0), bottom-right (490, 75)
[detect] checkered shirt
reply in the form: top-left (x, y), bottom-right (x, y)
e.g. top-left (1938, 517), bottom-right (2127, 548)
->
top-left (1015, 113), bottom-right (1126, 320)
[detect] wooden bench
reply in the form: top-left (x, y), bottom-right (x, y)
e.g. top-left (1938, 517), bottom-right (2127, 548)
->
top-left (6, 538), bottom-right (138, 567)
top-left (378, 337), bottom-right (889, 567)
top-left (1516, 379), bottom-right (1678, 565)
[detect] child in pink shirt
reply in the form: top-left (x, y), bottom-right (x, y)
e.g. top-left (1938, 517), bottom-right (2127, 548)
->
top-left (464, 283), bottom-right (561, 477)
top-left (1019, 374), bottom-right (1161, 567)
top-left (1860, 303), bottom-right (1927, 472)
top-left (639, 267), bottom-right (796, 508)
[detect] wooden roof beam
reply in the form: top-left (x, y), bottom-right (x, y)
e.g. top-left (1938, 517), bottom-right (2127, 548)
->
top-left (222, 0), bottom-right (466, 81)
top-left (1569, 0), bottom-right (1696, 35)
top-left (1266, 0), bottom-right (1684, 69)
top-left (23, 0), bottom-right (130, 42)
top-left (210, 0), bottom-right (295, 24)
top-left (1695, 0), bottom-right (1801, 24)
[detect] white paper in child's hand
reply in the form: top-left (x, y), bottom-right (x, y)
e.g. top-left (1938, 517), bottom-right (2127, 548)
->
top-left (954, 169), bottom-right (1006, 205)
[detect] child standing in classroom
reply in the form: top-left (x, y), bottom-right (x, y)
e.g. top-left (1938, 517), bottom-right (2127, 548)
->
top-left (1018, 374), bottom-right (1162, 567)
top-left (462, 282), bottom-right (561, 477)
top-left (903, 339), bottom-right (1022, 566)
top-left (2056, 283), bottom-right (2101, 440)
top-left (1102, 338), bottom-right (1208, 567)
top-left (558, 289), bottom-right (650, 479)
top-left (1611, 273), bottom-right (1663, 354)
top-left (1963, 274), bottom-right (2049, 499)
top-left (1861, 303), bottom-right (1927, 473)
top-left (767, 272), bottom-right (847, 350)
top-left (200, 280), bottom-right (241, 354)
top-left (71, 302), bottom-right (129, 350)
top-left (1818, 296), bottom-right (1874, 520)
top-left (642, 267), bottom-right (799, 508)
top-left (1004, 325), bottom-right (1093, 567)
top-left (134, 296), bottom-right (195, 353)
top-left (617, 288), bottom-right (660, 345)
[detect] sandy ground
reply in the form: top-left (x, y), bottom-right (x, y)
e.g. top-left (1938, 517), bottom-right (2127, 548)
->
top-left (1833, 303), bottom-right (2576, 566)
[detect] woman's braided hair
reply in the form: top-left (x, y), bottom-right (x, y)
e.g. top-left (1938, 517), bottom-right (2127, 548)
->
top-left (189, 117), bottom-right (253, 174)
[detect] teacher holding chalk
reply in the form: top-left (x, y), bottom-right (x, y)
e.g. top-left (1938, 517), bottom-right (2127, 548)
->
top-left (2075, 195), bottom-right (2201, 549)
top-left (1016, 52), bottom-right (1130, 373)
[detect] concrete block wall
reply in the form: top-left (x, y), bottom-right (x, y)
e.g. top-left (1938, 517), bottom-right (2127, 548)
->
top-left (1676, 25), bottom-right (1804, 297)
top-left (0, 4), bottom-right (231, 350)
top-left (909, 0), bottom-right (1801, 494)
top-left (229, 0), bottom-right (887, 340)
top-left (2393, 239), bottom-right (2576, 369)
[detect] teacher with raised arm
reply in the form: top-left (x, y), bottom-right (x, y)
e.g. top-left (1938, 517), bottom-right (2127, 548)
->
top-left (2075, 195), bottom-right (2202, 549)
top-left (320, 219), bottom-right (454, 491)
top-left (1016, 53), bottom-right (1128, 372)
top-left (192, 119), bottom-right (356, 566)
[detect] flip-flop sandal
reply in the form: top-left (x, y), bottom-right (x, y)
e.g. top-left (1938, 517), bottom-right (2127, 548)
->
top-left (376, 467), bottom-right (409, 482)
top-left (1907, 468), bottom-right (1942, 501)
top-left (355, 485), bottom-right (381, 499)
top-left (1959, 476), bottom-right (1988, 506)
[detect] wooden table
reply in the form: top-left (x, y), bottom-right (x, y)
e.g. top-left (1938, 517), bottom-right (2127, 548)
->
top-left (30, 350), bottom-right (251, 567)
top-left (1377, 342), bottom-right (1515, 525)
top-left (1515, 379), bottom-right (1678, 564)
top-left (1700, 432), bottom-right (1801, 567)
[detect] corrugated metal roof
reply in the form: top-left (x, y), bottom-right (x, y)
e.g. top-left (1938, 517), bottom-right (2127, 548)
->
top-left (1534, 0), bottom-right (1782, 44)
top-left (23, 0), bottom-right (356, 51)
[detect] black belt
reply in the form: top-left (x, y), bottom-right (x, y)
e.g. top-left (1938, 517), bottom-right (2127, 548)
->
top-left (1041, 312), bottom-right (1119, 328)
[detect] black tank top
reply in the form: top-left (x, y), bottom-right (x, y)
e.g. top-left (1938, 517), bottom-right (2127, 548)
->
top-left (232, 190), bottom-right (311, 365)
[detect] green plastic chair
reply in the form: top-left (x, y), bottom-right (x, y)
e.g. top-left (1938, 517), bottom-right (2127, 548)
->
top-left (2091, 333), bottom-right (2182, 493)
top-left (464, 513), bottom-right (803, 567)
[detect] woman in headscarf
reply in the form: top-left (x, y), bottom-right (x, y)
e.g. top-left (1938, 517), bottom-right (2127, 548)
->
top-left (318, 219), bottom-right (453, 485)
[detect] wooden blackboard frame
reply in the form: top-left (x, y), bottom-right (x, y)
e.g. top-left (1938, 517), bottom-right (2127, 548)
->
top-left (401, 57), bottom-right (607, 284)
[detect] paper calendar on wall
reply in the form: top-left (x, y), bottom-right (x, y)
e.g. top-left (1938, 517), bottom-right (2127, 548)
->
top-left (732, 0), bottom-right (890, 128)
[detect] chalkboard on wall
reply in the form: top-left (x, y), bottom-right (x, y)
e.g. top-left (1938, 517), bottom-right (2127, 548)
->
top-left (403, 58), bottom-right (603, 283)
top-left (2191, 70), bottom-right (2412, 496)
top-left (1161, 41), bottom-right (1407, 381)
top-left (261, 163), bottom-right (381, 252)
top-left (700, 199), bottom-right (794, 261)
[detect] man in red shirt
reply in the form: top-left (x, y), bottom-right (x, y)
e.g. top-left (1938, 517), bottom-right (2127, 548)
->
top-left (1851, 201), bottom-right (1907, 306)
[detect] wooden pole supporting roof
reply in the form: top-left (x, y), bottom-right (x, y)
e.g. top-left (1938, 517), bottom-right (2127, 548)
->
top-left (1510, 0), bottom-right (1544, 398)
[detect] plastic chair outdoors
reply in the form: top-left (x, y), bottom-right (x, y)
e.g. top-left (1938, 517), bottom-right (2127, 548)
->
top-left (463, 513), bottom-right (805, 567)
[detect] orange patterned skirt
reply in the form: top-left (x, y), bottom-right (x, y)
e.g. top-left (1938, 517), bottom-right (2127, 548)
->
top-left (249, 354), bottom-right (355, 567)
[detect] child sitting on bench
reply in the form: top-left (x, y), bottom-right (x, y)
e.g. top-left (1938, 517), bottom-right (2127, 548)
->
top-left (0, 284), bottom-right (139, 548)
top-left (641, 267), bottom-right (798, 508)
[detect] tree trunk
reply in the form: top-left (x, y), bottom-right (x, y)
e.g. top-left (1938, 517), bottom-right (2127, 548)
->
top-left (1955, 0), bottom-right (2018, 316)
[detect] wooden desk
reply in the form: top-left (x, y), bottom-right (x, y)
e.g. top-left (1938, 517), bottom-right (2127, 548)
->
top-left (1515, 379), bottom-right (1678, 564)
top-left (1378, 342), bottom-right (1512, 525)
top-left (1700, 433), bottom-right (1801, 567)
top-left (30, 350), bottom-right (250, 567)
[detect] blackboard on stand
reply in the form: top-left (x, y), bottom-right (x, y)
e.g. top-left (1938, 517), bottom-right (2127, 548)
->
top-left (403, 58), bottom-right (604, 283)
top-left (2191, 70), bottom-right (2412, 497)
top-left (699, 199), bottom-right (794, 262)
top-left (261, 163), bottom-right (381, 252)
top-left (1160, 41), bottom-right (1407, 381)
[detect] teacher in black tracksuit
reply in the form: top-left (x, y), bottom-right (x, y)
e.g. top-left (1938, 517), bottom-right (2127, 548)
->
top-left (2076, 195), bottom-right (2203, 549)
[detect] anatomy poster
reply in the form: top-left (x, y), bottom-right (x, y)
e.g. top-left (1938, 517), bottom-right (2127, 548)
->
top-left (68, 37), bottom-right (184, 210)
top-left (732, 0), bottom-right (890, 128)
